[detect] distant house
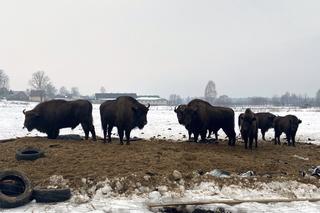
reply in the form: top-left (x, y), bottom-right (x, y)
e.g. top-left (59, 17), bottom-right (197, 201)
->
top-left (7, 91), bottom-right (29, 101)
top-left (30, 90), bottom-right (46, 102)
top-left (95, 93), bottom-right (138, 101)
top-left (137, 95), bottom-right (168, 106)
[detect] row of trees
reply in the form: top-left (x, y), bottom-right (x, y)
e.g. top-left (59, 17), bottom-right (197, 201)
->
top-left (29, 71), bottom-right (81, 98)
top-left (1, 71), bottom-right (320, 106)
top-left (0, 70), bottom-right (81, 99)
top-left (169, 80), bottom-right (320, 107)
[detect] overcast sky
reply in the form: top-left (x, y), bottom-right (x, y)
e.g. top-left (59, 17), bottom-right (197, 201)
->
top-left (0, 0), bottom-right (319, 98)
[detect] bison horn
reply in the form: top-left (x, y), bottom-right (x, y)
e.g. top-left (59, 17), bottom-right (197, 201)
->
top-left (147, 104), bottom-right (150, 109)
top-left (174, 106), bottom-right (177, 111)
top-left (23, 109), bottom-right (26, 115)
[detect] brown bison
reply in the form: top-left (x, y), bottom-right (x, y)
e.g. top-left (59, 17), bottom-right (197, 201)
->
top-left (239, 108), bottom-right (258, 149)
top-left (23, 99), bottom-right (96, 140)
top-left (273, 115), bottom-right (302, 146)
top-left (181, 99), bottom-right (236, 145)
top-left (239, 112), bottom-right (276, 141)
top-left (255, 112), bottom-right (276, 141)
top-left (100, 96), bottom-right (150, 145)
top-left (175, 104), bottom-right (219, 141)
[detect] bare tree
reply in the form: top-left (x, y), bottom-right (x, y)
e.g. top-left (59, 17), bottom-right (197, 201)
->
top-left (100, 86), bottom-right (106, 93)
top-left (45, 82), bottom-right (57, 98)
top-left (215, 95), bottom-right (232, 106)
top-left (71, 87), bottom-right (80, 97)
top-left (29, 71), bottom-right (50, 90)
top-left (0, 70), bottom-right (9, 89)
top-left (204, 80), bottom-right (217, 104)
top-left (59, 86), bottom-right (70, 97)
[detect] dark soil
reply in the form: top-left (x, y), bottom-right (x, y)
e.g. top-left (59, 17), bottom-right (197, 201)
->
top-left (0, 137), bottom-right (319, 192)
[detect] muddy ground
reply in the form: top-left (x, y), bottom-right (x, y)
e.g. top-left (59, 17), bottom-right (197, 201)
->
top-left (0, 137), bottom-right (319, 193)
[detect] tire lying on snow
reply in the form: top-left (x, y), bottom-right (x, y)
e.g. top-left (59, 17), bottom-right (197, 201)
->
top-left (32, 188), bottom-right (71, 203)
top-left (0, 170), bottom-right (33, 208)
top-left (16, 147), bottom-right (44, 161)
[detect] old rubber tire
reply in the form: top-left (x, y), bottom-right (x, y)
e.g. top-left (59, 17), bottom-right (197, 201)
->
top-left (16, 148), bottom-right (44, 161)
top-left (32, 188), bottom-right (71, 203)
top-left (0, 170), bottom-right (33, 208)
top-left (0, 179), bottom-right (25, 196)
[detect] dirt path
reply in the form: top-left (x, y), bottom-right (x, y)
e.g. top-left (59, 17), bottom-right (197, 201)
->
top-left (0, 137), bottom-right (319, 192)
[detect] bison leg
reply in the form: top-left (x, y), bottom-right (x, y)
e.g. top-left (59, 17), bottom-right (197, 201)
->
top-left (224, 128), bottom-right (236, 146)
top-left (90, 124), bottom-right (96, 141)
top-left (274, 132), bottom-right (280, 145)
top-left (102, 126), bottom-right (107, 143)
top-left (200, 131), bottom-right (207, 143)
top-left (81, 123), bottom-right (89, 140)
top-left (291, 132), bottom-right (296, 147)
top-left (249, 136), bottom-right (253, 150)
top-left (244, 137), bottom-right (248, 149)
top-left (255, 134), bottom-right (258, 148)
top-left (118, 128), bottom-right (124, 145)
top-left (215, 132), bottom-right (218, 141)
top-left (286, 133), bottom-right (291, 146)
top-left (194, 132), bottom-right (199, 143)
top-left (188, 130), bottom-right (192, 141)
top-left (107, 125), bottom-right (113, 143)
top-left (261, 130), bottom-right (266, 141)
top-left (125, 129), bottom-right (131, 145)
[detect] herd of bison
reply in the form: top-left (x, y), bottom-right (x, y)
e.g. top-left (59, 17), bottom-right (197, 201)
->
top-left (22, 96), bottom-right (302, 149)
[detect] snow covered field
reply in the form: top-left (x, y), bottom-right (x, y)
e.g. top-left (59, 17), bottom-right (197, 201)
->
top-left (1, 101), bottom-right (320, 212)
top-left (1, 101), bottom-right (320, 145)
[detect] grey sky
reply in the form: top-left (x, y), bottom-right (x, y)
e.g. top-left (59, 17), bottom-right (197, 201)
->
top-left (0, 0), bottom-right (319, 98)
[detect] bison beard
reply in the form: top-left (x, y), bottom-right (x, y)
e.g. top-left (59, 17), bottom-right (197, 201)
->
top-left (100, 96), bottom-right (150, 145)
top-left (23, 100), bottom-right (96, 140)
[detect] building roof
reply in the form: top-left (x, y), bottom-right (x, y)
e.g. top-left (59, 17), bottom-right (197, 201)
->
top-left (30, 90), bottom-right (45, 97)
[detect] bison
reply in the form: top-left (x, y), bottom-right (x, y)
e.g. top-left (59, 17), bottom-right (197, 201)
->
top-left (100, 96), bottom-right (150, 145)
top-left (23, 99), bottom-right (96, 140)
top-left (255, 112), bottom-right (276, 141)
top-left (273, 115), bottom-right (302, 146)
top-left (239, 112), bottom-right (276, 141)
top-left (239, 108), bottom-right (258, 149)
top-left (181, 99), bottom-right (236, 145)
top-left (174, 104), bottom-right (218, 141)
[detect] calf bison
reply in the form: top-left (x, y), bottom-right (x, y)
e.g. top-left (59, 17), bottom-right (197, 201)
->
top-left (273, 115), bottom-right (302, 146)
top-left (239, 108), bottom-right (258, 149)
top-left (100, 96), bottom-right (150, 145)
top-left (23, 99), bottom-right (96, 140)
top-left (181, 99), bottom-right (236, 145)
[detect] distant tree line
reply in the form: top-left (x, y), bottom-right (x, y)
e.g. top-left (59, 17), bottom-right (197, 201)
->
top-left (0, 71), bottom-right (320, 107)
top-left (169, 80), bottom-right (319, 107)
top-left (0, 70), bottom-right (81, 100)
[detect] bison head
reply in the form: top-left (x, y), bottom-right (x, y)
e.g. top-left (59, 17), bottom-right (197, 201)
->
top-left (240, 109), bottom-right (256, 134)
top-left (133, 104), bottom-right (150, 129)
top-left (23, 109), bottom-right (40, 131)
top-left (174, 105), bottom-right (187, 125)
top-left (183, 106), bottom-right (198, 129)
